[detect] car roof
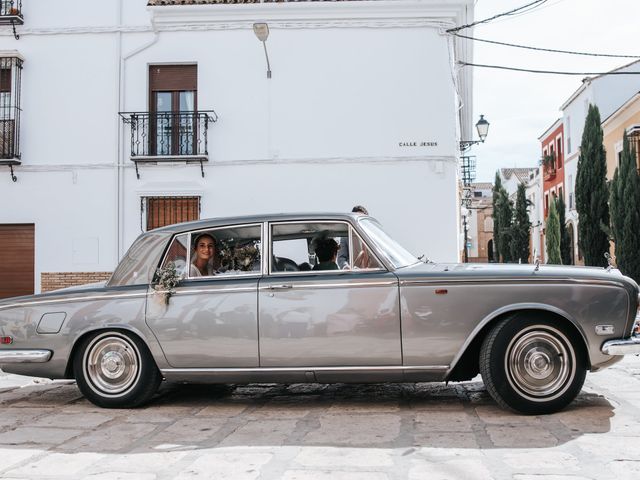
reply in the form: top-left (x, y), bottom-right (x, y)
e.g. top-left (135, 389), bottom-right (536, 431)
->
top-left (150, 212), bottom-right (366, 234)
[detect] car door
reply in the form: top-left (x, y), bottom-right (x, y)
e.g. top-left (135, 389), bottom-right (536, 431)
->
top-left (145, 224), bottom-right (262, 368)
top-left (258, 220), bottom-right (402, 367)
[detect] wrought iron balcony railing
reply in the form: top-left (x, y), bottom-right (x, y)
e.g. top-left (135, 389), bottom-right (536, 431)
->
top-left (0, 1), bottom-right (23, 40)
top-left (543, 166), bottom-right (556, 181)
top-left (0, 1), bottom-right (22, 19)
top-left (120, 110), bottom-right (217, 159)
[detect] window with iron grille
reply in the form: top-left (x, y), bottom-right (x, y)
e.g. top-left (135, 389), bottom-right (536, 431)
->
top-left (0, 55), bottom-right (22, 161)
top-left (143, 196), bottom-right (200, 231)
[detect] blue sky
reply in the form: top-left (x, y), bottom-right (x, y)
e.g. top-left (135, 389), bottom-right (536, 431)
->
top-left (468, 0), bottom-right (640, 181)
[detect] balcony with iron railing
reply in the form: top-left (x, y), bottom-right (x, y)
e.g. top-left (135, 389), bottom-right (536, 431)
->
top-left (542, 153), bottom-right (556, 181)
top-left (0, 1), bottom-right (23, 39)
top-left (120, 110), bottom-right (218, 178)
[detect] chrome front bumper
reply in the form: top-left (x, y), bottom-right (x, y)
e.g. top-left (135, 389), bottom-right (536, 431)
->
top-left (602, 336), bottom-right (640, 355)
top-left (0, 350), bottom-right (52, 363)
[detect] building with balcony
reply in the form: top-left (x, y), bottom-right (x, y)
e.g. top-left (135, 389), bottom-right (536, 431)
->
top-left (0, 0), bottom-right (475, 296)
top-left (557, 59), bottom-right (640, 267)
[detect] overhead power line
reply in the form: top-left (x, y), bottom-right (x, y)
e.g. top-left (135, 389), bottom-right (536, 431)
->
top-left (453, 33), bottom-right (640, 59)
top-left (459, 62), bottom-right (640, 76)
top-left (446, 0), bottom-right (547, 34)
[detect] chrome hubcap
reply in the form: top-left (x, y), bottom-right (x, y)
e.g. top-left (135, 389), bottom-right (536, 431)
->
top-left (85, 335), bottom-right (139, 395)
top-left (506, 327), bottom-right (575, 401)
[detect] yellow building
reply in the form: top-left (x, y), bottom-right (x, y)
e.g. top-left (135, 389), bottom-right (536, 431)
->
top-left (603, 92), bottom-right (640, 180)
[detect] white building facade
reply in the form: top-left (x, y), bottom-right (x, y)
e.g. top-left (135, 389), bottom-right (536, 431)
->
top-left (560, 60), bottom-right (640, 264)
top-left (0, 0), bottom-right (474, 296)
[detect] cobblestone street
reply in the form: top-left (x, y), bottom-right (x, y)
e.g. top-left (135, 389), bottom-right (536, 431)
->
top-left (1, 356), bottom-right (639, 479)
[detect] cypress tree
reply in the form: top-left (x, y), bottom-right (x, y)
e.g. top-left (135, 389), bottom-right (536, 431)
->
top-left (491, 173), bottom-right (503, 262)
top-left (510, 183), bottom-right (531, 263)
top-left (546, 199), bottom-right (562, 264)
top-left (496, 187), bottom-right (514, 262)
top-left (557, 195), bottom-right (572, 265)
top-left (575, 104), bottom-right (610, 267)
top-left (610, 133), bottom-right (640, 281)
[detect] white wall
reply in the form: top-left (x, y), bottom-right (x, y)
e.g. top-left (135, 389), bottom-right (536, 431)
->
top-left (0, 0), bottom-right (473, 292)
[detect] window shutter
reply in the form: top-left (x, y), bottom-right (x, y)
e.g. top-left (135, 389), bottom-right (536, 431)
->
top-left (149, 65), bottom-right (197, 92)
top-left (145, 196), bottom-right (200, 231)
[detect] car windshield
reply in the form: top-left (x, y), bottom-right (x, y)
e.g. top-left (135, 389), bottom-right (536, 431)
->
top-left (359, 218), bottom-right (419, 269)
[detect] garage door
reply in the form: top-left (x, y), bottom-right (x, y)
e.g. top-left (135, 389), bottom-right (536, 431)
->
top-left (0, 224), bottom-right (34, 299)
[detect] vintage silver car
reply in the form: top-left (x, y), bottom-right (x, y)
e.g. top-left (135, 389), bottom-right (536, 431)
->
top-left (1, 213), bottom-right (640, 414)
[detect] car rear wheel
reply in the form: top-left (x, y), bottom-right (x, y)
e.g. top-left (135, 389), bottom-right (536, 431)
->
top-left (74, 331), bottom-right (161, 408)
top-left (479, 314), bottom-right (587, 414)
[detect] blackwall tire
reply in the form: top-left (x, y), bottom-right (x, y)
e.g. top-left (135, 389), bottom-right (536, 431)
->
top-left (479, 314), bottom-right (587, 415)
top-left (73, 331), bottom-right (161, 408)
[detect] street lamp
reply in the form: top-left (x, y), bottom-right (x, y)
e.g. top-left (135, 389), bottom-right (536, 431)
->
top-left (460, 114), bottom-right (490, 151)
top-left (253, 22), bottom-right (272, 79)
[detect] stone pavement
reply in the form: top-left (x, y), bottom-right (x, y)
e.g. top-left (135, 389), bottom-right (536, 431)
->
top-left (1, 356), bottom-right (640, 480)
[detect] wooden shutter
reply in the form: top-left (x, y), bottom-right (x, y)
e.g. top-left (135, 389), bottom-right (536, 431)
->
top-left (149, 65), bottom-right (197, 92)
top-left (0, 224), bottom-right (34, 299)
top-left (146, 197), bottom-right (200, 230)
top-left (0, 68), bottom-right (10, 93)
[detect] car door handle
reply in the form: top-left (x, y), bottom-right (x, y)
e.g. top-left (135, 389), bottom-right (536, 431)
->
top-left (269, 284), bottom-right (293, 290)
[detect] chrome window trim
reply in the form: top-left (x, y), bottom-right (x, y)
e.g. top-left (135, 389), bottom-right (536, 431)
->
top-left (161, 222), bottom-right (264, 281)
top-left (267, 219), bottom-right (387, 276)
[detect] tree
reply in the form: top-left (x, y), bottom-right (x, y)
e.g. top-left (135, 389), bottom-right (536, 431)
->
top-left (546, 199), bottom-right (562, 264)
top-left (497, 188), bottom-right (514, 262)
top-left (609, 132), bottom-right (640, 281)
top-left (556, 194), bottom-right (572, 265)
top-left (510, 183), bottom-right (531, 263)
top-left (491, 173), bottom-right (504, 262)
top-left (575, 104), bottom-right (610, 267)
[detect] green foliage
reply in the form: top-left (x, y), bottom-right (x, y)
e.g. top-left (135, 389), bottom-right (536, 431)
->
top-left (575, 104), bottom-right (610, 267)
top-left (491, 172), bottom-right (503, 261)
top-left (495, 185), bottom-right (514, 262)
top-left (556, 195), bottom-right (572, 265)
top-left (609, 133), bottom-right (640, 281)
top-left (510, 183), bottom-right (531, 263)
top-left (546, 199), bottom-right (562, 264)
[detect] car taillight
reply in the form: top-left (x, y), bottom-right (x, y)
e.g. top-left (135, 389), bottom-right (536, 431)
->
top-left (0, 336), bottom-right (12, 345)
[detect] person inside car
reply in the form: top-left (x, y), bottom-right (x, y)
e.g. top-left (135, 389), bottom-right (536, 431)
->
top-left (313, 237), bottom-right (340, 271)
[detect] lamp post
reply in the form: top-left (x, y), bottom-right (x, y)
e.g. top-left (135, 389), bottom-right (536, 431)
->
top-left (253, 23), bottom-right (272, 79)
top-left (460, 114), bottom-right (490, 152)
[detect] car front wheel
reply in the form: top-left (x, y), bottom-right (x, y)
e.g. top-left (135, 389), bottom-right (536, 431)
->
top-left (74, 331), bottom-right (161, 408)
top-left (479, 314), bottom-right (587, 414)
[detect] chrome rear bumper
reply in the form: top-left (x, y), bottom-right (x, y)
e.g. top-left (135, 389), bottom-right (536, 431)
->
top-left (602, 336), bottom-right (640, 355)
top-left (0, 350), bottom-right (52, 363)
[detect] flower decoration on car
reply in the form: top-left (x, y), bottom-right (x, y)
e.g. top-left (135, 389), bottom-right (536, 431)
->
top-left (153, 261), bottom-right (182, 304)
top-left (218, 240), bottom-right (261, 272)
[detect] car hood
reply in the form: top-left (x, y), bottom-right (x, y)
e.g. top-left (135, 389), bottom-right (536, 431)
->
top-left (397, 261), bottom-right (638, 288)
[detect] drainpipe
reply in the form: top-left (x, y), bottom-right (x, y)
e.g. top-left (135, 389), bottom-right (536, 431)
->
top-left (116, 4), bottom-right (159, 260)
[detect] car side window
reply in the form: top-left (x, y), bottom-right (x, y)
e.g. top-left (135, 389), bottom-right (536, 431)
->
top-left (270, 222), bottom-right (380, 274)
top-left (351, 230), bottom-right (383, 270)
top-left (188, 224), bottom-right (262, 279)
top-left (161, 233), bottom-right (189, 278)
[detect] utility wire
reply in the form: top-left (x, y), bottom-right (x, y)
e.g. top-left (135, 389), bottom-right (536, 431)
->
top-left (453, 33), bottom-right (640, 59)
top-left (446, 0), bottom-right (547, 33)
top-left (459, 62), bottom-right (640, 76)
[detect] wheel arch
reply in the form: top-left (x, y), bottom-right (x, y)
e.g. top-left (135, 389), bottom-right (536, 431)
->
top-left (64, 326), bottom-right (158, 379)
top-left (446, 305), bottom-right (591, 382)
